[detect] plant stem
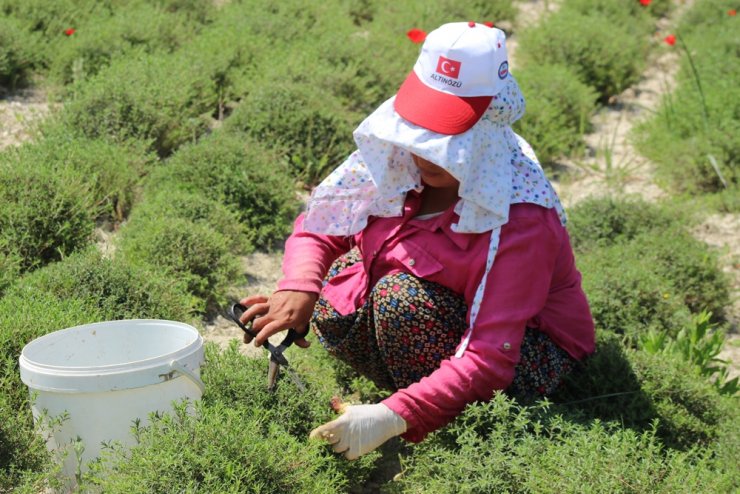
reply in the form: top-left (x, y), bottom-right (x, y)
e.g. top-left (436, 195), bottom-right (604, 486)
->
top-left (676, 33), bottom-right (710, 128)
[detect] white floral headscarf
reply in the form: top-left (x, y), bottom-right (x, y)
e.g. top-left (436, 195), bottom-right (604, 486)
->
top-left (303, 75), bottom-right (565, 356)
top-left (304, 75), bottom-right (564, 235)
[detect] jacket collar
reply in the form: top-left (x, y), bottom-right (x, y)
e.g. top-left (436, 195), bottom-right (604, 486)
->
top-left (404, 191), bottom-right (473, 250)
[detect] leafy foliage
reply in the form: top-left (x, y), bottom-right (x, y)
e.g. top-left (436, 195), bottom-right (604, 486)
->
top-left (81, 342), bottom-right (378, 493)
top-left (514, 64), bottom-right (597, 166)
top-left (0, 16), bottom-right (40, 88)
top-left (633, 5), bottom-right (739, 193)
top-left (117, 216), bottom-right (238, 312)
top-left (47, 1), bottom-right (205, 86)
top-left (641, 311), bottom-right (739, 395)
top-left (579, 227), bottom-right (729, 342)
top-left (56, 51), bottom-right (213, 156)
top-left (391, 391), bottom-right (734, 493)
top-left (7, 247), bottom-right (194, 326)
top-left (224, 76), bottom-right (358, 185)
top-left (146, 132), bottom-right (300, 249)
top-left (0, 156), bottom-right (95, 276)
top-left (553, 332), bottom-right (728, 450)
top-left (13, 129), bottom-right (153, 221)
top-left (519, 10), bottom-right (649, 102)
top-left (567, 196), bottom-right (683, 252)
top-left (130, 189), bottom-right (250, 253)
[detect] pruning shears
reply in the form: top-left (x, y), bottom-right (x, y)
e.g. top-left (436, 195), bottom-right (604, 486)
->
top-left (226, 302), bottom-right (307, 392)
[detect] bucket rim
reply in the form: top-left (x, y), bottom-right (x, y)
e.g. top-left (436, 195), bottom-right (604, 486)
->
top-left (19, 319), bottom-right (204, 393)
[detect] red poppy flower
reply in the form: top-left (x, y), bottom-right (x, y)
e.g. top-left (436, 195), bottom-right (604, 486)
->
top-left (406, 28), bottom-right (426, 43)
top-left (664, 34), bottom-right (676, 46)
top-left (729, 9), bottom-right (737, 16)
top-left (483, 21), bottom-right (495, 28)
top-left (639, 0), bottom-right (651, 6)
top-left (64, 28), bottom-right (75, 36)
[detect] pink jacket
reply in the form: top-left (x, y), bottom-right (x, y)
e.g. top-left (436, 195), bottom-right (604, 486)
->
top-left (278, 191), bottom-right (594, 441)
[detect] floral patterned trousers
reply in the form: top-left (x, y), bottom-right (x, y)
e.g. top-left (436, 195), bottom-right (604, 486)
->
top-left (311, 250), bottom-right (575, 399)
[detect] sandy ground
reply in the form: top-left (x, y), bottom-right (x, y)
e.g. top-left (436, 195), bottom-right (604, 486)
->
top-left (0, 88), bottom-right (50, 150)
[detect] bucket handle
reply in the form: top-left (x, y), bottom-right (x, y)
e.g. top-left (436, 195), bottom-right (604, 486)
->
top-left (168, 360), bottom-right (205, 395)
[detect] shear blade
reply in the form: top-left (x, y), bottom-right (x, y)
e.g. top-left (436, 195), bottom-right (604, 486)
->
top-left (266, 358), bottom-right (306, 392)
top-left (267, 359), bottom-right (280, 391)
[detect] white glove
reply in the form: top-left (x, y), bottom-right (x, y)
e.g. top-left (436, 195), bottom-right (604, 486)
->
top-left (309, 403), bottom-right (407, 460)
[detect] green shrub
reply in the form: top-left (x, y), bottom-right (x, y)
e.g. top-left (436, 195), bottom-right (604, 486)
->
top-left (117, 216), bottom-right (238, 310)
top-left (0, 157), bottom-right (95, 274)
top-left (202, 341), bottom-right (338, 438)
top-left (564, 0), bottom-right (670, 24)
top-left (579, 244), bottom-right (693, 342)
top-left (630, 230), bottom-right (729, 317)
top-left (0, 0), bottom-right (108, 40)
top-left (83, 400), bottom-right (364, 493)
top-left (224, 74), bottom-right (358, 185)
top-left (82, 342), bottom-right (377, 493)
top-left (567, 196), bottom-right (682, 252)
top-left (553, 332), bottom-right (728, 450)
top-left (633, 15), bottom-right (738, 193)
top-left (7, 247), bottom-right (195, 326)
top-left (171, 16), bottom-right (264, 122)
top-left (0, 16), bottom-right (40, 88)
top-left (577, 211), bottom-right (729, 339)
top-left (514, 64), bottom-right (597, 166)
top-left (48, 2), bottom-right (203, 86)
top-left (147, 132), bottom-right (300, 249)
top-left (391, 390), bottom-right (734, 493)
top-left (57, 52), bottom-right (214, 156)
top-left (131, 189), bottom-right (250, 253)
top-left (629, 350), bottom-right (728, 449)
top-left (15, 129), bottom-right (153, 221)
top-left (0, 248), bottom-right (21, 295)
top-left (677, 0), bottom-right (737, 36)
top-left (518, 10), bottom-right (648, 102)
top-left (150, 0), bottom-right (215, 24)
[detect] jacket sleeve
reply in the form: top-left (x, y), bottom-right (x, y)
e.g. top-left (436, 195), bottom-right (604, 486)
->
top-left (276, 213), bottom-right (353, 294)
top-left (382, 213), bottom-right (562, 442)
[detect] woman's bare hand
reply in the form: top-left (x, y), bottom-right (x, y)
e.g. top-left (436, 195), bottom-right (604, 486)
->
top-left (238, 291), bottom-right (318, 348)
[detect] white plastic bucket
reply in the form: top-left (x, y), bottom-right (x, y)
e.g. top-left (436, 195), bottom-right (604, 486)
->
top-left (19, 319), bottom-right (205, 480)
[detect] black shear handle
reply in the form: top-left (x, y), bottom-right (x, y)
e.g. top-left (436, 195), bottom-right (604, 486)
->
top-left (227, 303), bottom-right (306, 349)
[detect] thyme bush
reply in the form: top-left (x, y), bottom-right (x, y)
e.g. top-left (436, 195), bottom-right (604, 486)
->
top-left (117, 216), bottom-right (238, 312)
top-left (0, 157), bottom-right (95, 275)
top-left (7, 248), bottom-right (194, 324)
top-left (567, 196), bottom-right (683, 251)
top-left (390, 391), bottom-right (733, 493)
top-left (0, 16), bottom-right (40, 89)
top-left (82, 342), bottom-right (378, 493)
top-left (514, 64), bottom-right (597, 166)
top-left (579, 227), bottom-right (729, 342)
top-left (57, 52), bottom-right (214, 156)
top-left (224, 76), bottom-right (358, 185)
top-left (14, 129), bottom-right (153, 221)
top-left (146, 132), bottom-right (300, 249)
top-left (48, 2), bottom-right (204, 86)
top-left (518, 10), bottom-right (648, 102)
top-left (131, 189), bottom-right (249, 253)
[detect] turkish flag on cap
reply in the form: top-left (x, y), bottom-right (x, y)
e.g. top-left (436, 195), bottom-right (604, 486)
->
top-left (436, 56), bottom-right (461, 79)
